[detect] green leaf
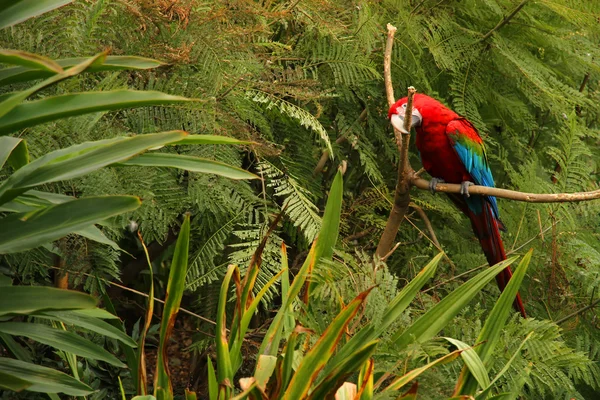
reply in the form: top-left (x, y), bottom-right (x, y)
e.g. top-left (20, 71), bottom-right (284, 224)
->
top-left (0, 0), bottom-right (74, 29)
top-left (73, 225), bottom-right (123, 252)
top-left (154, 214), bottom-right (190, 399)
top-left (207, 356), bottom-right (218, 400)
top-left (308, 340), bottom-right (378, 400)
top-left (382, 348), bottom-right (464, 392)
top-left (0, 55), bottom-right (163, 86)
top-left (0, 357), bottom-right (92, 395)
top-left (0, 196), bottom-right (141, 254)
top-left (476, 333), bottom-right (533, 400)
top-left (314, 170), bottom-right (343, 260)
top-left (214, 265), bottom-right (236, 399)
top-left (444, 337), bottom-right (489, 389)
top-left (0, 49), bottom-right (62, 72)
top-left (0, 131), bottom-right (186, 204)
top-left (0, 90), bottom-right (192, 135)
top-left (0, 52), bottom-right (105, 120)
top-left (254, 355), bottom-right (277, 390)
top-left (0, 322), bottom-right (125, 366)
top-left (120, 153), bottom-right (258, 180)
top-left (35, 310), bottom-right (137, 347)
top-left (176, 134), bottom-right (255, 146)
top-left (326, 253), bottom-right (442, 375)
top-left (458, 250), bottom-right (533, 395)
top-left (230, 269), bottom-right (285, 374)
top-left (0, 136), bottom-right (28, 170)
top-left (0, 286), bottom-right (96, 316)
top-left (0, 370), bottom-right (32, 391)
top-left (392, 256), bottom-right (519, 350)
top-left (283, 288), bottom-right (373, 400)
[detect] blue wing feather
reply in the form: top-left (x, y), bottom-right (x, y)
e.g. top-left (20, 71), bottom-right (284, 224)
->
top-left (447, 120), bottom-right (500, 219)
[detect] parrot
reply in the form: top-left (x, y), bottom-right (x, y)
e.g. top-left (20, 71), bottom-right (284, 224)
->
top-left (388, 93), bottom-right (526, 318)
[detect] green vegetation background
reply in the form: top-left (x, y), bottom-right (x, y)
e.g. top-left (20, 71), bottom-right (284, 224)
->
top-left (1, 0), bottom-right (599, 398)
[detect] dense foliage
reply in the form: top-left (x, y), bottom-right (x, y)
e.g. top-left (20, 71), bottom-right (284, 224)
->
top-left (1, 0), bottom-right (599, 399)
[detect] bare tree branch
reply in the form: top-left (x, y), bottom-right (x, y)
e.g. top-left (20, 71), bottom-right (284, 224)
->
top-left (412, 176), bottom-right (600, 203)
top-left (313, 108), bottom-right (368, 176)
top-left (410, 203), bottom-right (441, 248)
top-left (556, 298), bottom-right (600, 325)
top-left (375, 24), bottom-right (418, 259)
top-left (480, 0), bottom-right (529, 42)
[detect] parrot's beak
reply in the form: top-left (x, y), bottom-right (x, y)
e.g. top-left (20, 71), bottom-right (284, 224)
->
top-left (390, 109), bottom-right (422, 133)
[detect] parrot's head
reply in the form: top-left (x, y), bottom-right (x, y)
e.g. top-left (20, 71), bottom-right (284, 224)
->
top-left (388, 93), bottom-right (455, 133)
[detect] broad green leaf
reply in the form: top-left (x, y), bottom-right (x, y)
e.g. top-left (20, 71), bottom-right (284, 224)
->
top-left (458, 251), bottom-right (533, 395)
top-left (154, 214), bottom-right (190, 399)
top-left (0, 0), bottom-right (74, 29)
top-left (35, 310), bottom-right (137, 347)
top-left (70, 308), bottom-right (120, 319)
top-left (325, 253), bottom-right (442, 376)
top-left (73, 225), bottom-right (123, 252)
top-left (0, 131), bottom-right (187, 204)
top-left (0, 286), bottom-right (96, 316)
top-left (0, 136), bottom-right (28, 170)
top-left (185, 389), bottom-right (197, 400)
top-left (0, 55), bottom-right (163, 86)
top-left (0, 357), bottom-right (92, 395)
top-left (308, 341), bottom-right (378, 400)
top-left (0, 370), bottom-right (32, 391)
top-left (0, 332), bottom-right (32, 362)
top-left (259, 169), bottom-right (343, 358)
top-left (0, 196), bottom-right (141, 254)
top-left (0, 90), bottom-right (192, 135)
top-left (0, 49), bottom-right (62, 72)
top-left (476, 333), bottom-right (533, 400)
top-left (382, 348), bottom-right (464, 392)
top-left (120, 153), bottom-right (258, 180)
top-left (393, 256), bottom-right (519, 350)
top-left (176, 134), bottom-right (255, 146)
top-left (0, 53), bottom-right (105, 120)
top-left (444, 337), bottom-right (489, 389)
top-left (283, 288), bottom-right (373, 400)
top-left (0, 322), bottom-right (125, 367)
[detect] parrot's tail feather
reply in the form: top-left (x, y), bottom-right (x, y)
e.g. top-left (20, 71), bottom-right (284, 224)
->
top-left (467, 203), bottom-right (526, 318)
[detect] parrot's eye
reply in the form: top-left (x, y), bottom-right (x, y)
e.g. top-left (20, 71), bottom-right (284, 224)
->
top-left (401, 104), bottom-right (407, 109)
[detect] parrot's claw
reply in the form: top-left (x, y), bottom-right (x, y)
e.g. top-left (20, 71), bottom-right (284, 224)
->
top-left (460, 181), bottom-right (475, 197)
top-left (429, 178), bottom-right (445, 194)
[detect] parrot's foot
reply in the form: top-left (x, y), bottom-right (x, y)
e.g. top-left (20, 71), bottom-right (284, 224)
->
top-left (460, 181), bottom-right (475, 197)
top-left (429, 178), bottom-right (445, 194)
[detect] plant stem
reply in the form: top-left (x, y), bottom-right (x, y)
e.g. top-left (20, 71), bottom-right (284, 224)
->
top-left (480, 0), bottom-right (529, 42)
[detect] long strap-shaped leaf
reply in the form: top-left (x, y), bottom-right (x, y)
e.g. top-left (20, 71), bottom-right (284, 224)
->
top-left (282, 287), bottom-right (373, 400)
top-left (0, 357), bottom-right (92, 396)
top-left (0, 131), bottom-right (186, 205)
top-left (0, 322), bottom-right (125, 367)
top-left (154, 215), bottom-right (191, 400)
top-left (0, 286), bottom-right (96, 316)
top-left (0, 55), bottom-right (163, 86)
top-left (323, 252), bottom-right (442, 378)
top-left (455, 250), bottom-right (533, 395)
top-left (0, 90), bottom-right (191, 135)
top-left (392, 256), bottom-right (519, 350)
top-left (0, 52), bottom-right (105, 119)
top-left (0, 136), bottom-right (28, 170)
top-left (0, 0), bottom-right (74, 29)
top-left (120, 153), bottom-right (258, 180)
top-left (0, 195), bottom-right (141, 254)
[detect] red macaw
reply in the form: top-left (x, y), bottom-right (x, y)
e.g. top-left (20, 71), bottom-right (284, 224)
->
top-left (388, 93), bottom-right (526, 317)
